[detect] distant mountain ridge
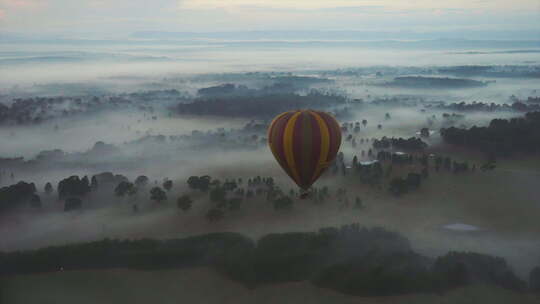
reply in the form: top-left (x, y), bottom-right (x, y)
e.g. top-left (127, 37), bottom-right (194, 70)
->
top-left (2, 29), bottom-right (540, 45)
top-left (1, 36), bottom-right (539, 50)
top-left (131, 30), bottom-right (540, 41)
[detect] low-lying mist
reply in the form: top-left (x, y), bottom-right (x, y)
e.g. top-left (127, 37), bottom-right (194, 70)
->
top-left (1, 42), bottom-right (540, 288)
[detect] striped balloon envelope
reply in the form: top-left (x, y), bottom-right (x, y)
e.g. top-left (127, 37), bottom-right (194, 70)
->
top-left (267, 110), bottom-right (342, 192)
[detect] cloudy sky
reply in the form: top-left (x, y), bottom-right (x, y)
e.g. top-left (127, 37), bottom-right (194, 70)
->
top-left (0, 0), bottom-right (539, 37)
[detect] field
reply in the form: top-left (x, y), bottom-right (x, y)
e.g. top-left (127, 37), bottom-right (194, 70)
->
top-left (2, 268), bottom-right (540, 304)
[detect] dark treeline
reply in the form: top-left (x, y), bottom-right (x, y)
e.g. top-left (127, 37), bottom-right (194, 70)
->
top-left (0, 169), bottom-right (296, 218)
top-left (269, 75), bottom-right (333, 87)
top-left (522, 96), bottom-right (540, 104)
top-left (1, 144), bottom-right (483, 217)
top-left (433, 101), bottom-right (540, 113)
top-left (0, 89), bottom-right (186, 126)
top-left (0, 181), bottom-right (39, 212)
top-left (441, 111), bottom-right (540, 156)
top-left (197, 77), bottom-right (332, 98)
top-left (330, 144), bottom-right (478, 198)
top-left (373, 137), bottom-right (428, 151)
top-left (175, 91), bottom-right (346, 118)
top-left (185, 174), bottom-right (318, 219)
top-left (438, 65), bottom-right (540, 78)
top-left (0, 224), bottom-right (535, 296)
top-left (0, 171), bottom-right (130, 214)
top-left (369, 96), bottom-right (423, 107)
top-left (385, 76), bottom-right (487, 88)
top-left (0, 147), bottom-right (483, 217)
top-left (0, 96), bottom-right (126, 125)
top-left (320, 65), bottom-right (540, 79)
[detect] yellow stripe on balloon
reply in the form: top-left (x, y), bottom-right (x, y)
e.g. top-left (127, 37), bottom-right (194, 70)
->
top-left (310, 111), bottom-right (330, 182)
top-left (283, 111), bottom-right (302, 185)
top-left (268, 112), bottom-right (292, 175)
top-left (268, 111), bottom-right (290, 142)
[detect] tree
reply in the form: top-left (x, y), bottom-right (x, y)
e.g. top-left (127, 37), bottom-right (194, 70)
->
top-left (44, 182), bottom-right (53, 195)
top-left (187, 175), bottom-right (211, 192)
top-left (81, 176), bottom-right (90, 190)
top-left (90, 176), bottom-right (98, 191)
top-left (163, 180), bottom-right (173, 191)
top-left (211, 179), bottom-right (221, 187)
top-left (374, 137), bottom-right (427, 151)
top-left (206, 208), bottom-right (224, 222)
top-left (420, 127), bottom-right (430, 138)
top-left (91, 172), bottom-right (128, 188)
top-left (115, 181), bottom-right (135, 197)
top-left (150, 187), bottom-right (167, 203)
top-left (134, 175), bottom-right (149, 187)
top-left (440, 112), bottom-right (540, 157)
top-left (0, 181), bottom-right (37, 213)
top-left (177, 195), bottom-right (193, 211)
top-left (265, 177), bottom-right (275, 187)
top-left (187, 176), bottom-right (199, 190)
top-left (223, 180), bottom-right (238, 191)
top-left (199, 176), bottom-right (212, 191)
top-left (58, 176), bottom-right (91, 199)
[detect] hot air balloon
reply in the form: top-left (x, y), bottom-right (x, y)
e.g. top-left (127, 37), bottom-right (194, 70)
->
top-left (268, 110), bottom-right (342, 198)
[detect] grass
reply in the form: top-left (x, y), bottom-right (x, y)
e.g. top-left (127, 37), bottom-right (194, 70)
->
top-left (2, 268), bottom-right (539, 304)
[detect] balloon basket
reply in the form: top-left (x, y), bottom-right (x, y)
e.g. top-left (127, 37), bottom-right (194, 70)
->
top-left (299, 190), bottom-right (310, 199)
